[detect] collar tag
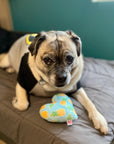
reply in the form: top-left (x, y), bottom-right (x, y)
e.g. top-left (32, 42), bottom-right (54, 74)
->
top-left (67, 120), bottom-right (72, 126)
top-left (39, 78), bottom-right (45, 85)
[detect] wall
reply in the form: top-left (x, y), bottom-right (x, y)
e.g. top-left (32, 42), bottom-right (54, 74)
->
top-left (9, 0), bottom-right (114, 60)
top-left (0, 0), bottom-right (13, 30)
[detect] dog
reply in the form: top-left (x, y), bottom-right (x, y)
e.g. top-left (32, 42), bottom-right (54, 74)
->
top-left (0, 30), bottom-right (108, 134)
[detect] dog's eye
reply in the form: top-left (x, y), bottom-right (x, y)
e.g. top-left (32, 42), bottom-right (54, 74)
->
top-left (43, 57), bottom-right (53, 65)
top-left (65, 55), bottom-right (74, 65)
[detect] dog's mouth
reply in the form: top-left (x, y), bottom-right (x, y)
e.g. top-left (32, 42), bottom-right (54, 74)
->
top-left (49, 79), bottom-right (67, 88)
top-left (54, 83), bottom-right (66, 88)
top-left (50, 78), bottom-right (71, 88)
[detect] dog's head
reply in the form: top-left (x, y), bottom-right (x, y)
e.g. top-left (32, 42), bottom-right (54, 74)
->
top-left (28, 31), bottom-right (82, 87)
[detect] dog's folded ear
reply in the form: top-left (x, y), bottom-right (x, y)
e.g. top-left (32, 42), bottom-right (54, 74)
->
top-left (28, 33), bottom-right (46, 56)
top-left (66, 31), bottom-right (82, 57)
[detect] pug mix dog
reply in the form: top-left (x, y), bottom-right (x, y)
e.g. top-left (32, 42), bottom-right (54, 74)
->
top-left (0, 31), bottom-right (108, 134)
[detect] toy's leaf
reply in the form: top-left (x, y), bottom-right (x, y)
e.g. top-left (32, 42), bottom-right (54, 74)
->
top-left (50, 111), bottom-right (58, 117)
top-left (67, 114), bottom-right (72, 120)
top-left (62, 97), bottom-right (67, 101)
top-left (49, 103), bottom-right (54, 108)
top-left (66, 106), bottom-right (73, 111)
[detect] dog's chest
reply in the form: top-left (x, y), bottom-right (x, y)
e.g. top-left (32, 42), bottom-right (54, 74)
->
top-left (30, 82), bottom-right (78, 97)
top-left (30, 83), bottom-right (57, 97)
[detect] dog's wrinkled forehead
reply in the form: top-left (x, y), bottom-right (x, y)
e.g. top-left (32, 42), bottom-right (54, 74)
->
top-left (41, 31), bottom-right (69, 42)
top-left (28, 30), bottom-right (81, 56)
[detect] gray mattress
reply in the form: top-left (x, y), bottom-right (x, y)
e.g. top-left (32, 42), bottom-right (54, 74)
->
top-left (0, 57), bottom-right (114, 144)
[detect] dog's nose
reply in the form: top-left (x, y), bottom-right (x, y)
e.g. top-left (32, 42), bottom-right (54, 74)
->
top-left (57, 73), bottom-right (67, 83)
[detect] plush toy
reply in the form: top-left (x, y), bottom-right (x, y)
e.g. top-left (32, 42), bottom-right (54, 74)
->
top-left (39, 93), bottom-right (78, 125)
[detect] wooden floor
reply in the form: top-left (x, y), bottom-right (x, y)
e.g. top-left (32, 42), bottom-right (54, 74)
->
top-left (0, 139), bottom-right (6, 144)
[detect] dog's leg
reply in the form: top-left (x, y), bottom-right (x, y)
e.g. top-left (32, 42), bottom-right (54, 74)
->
top-left (0, 53), bottom-right (15, 73)
top-left (0, 53), bottom-right (6, 61)
top-left (0, 53), bottom-right (10, 68)
top-left (72, 88), bottom-right (108, 134)
top-left (12, 83), bottom-right (29, 111)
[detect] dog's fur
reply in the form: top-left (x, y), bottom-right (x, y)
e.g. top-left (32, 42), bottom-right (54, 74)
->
top-left (0, 30), bottom-right (108, 134)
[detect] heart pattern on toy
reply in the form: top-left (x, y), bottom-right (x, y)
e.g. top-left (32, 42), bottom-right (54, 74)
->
top-left (39, 93), bottom-right (78, 122)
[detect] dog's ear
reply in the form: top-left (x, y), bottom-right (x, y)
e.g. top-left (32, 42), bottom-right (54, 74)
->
top-left (66, 30), bottom-right (82, 57)
top-left (28, 33), bottom-right (46, 56)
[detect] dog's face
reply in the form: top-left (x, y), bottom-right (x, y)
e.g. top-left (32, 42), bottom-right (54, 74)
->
top-left (29, 31), bottom-right (82, 87)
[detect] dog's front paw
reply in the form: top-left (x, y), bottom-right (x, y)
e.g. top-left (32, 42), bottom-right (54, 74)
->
top-left (89, 110), bottom-right (108, 135)
top-left (12, 97), bottom-right (29, 111)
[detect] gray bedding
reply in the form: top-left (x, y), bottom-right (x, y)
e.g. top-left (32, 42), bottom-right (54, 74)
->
top-left (0, 57), bottom-right (114, 144)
